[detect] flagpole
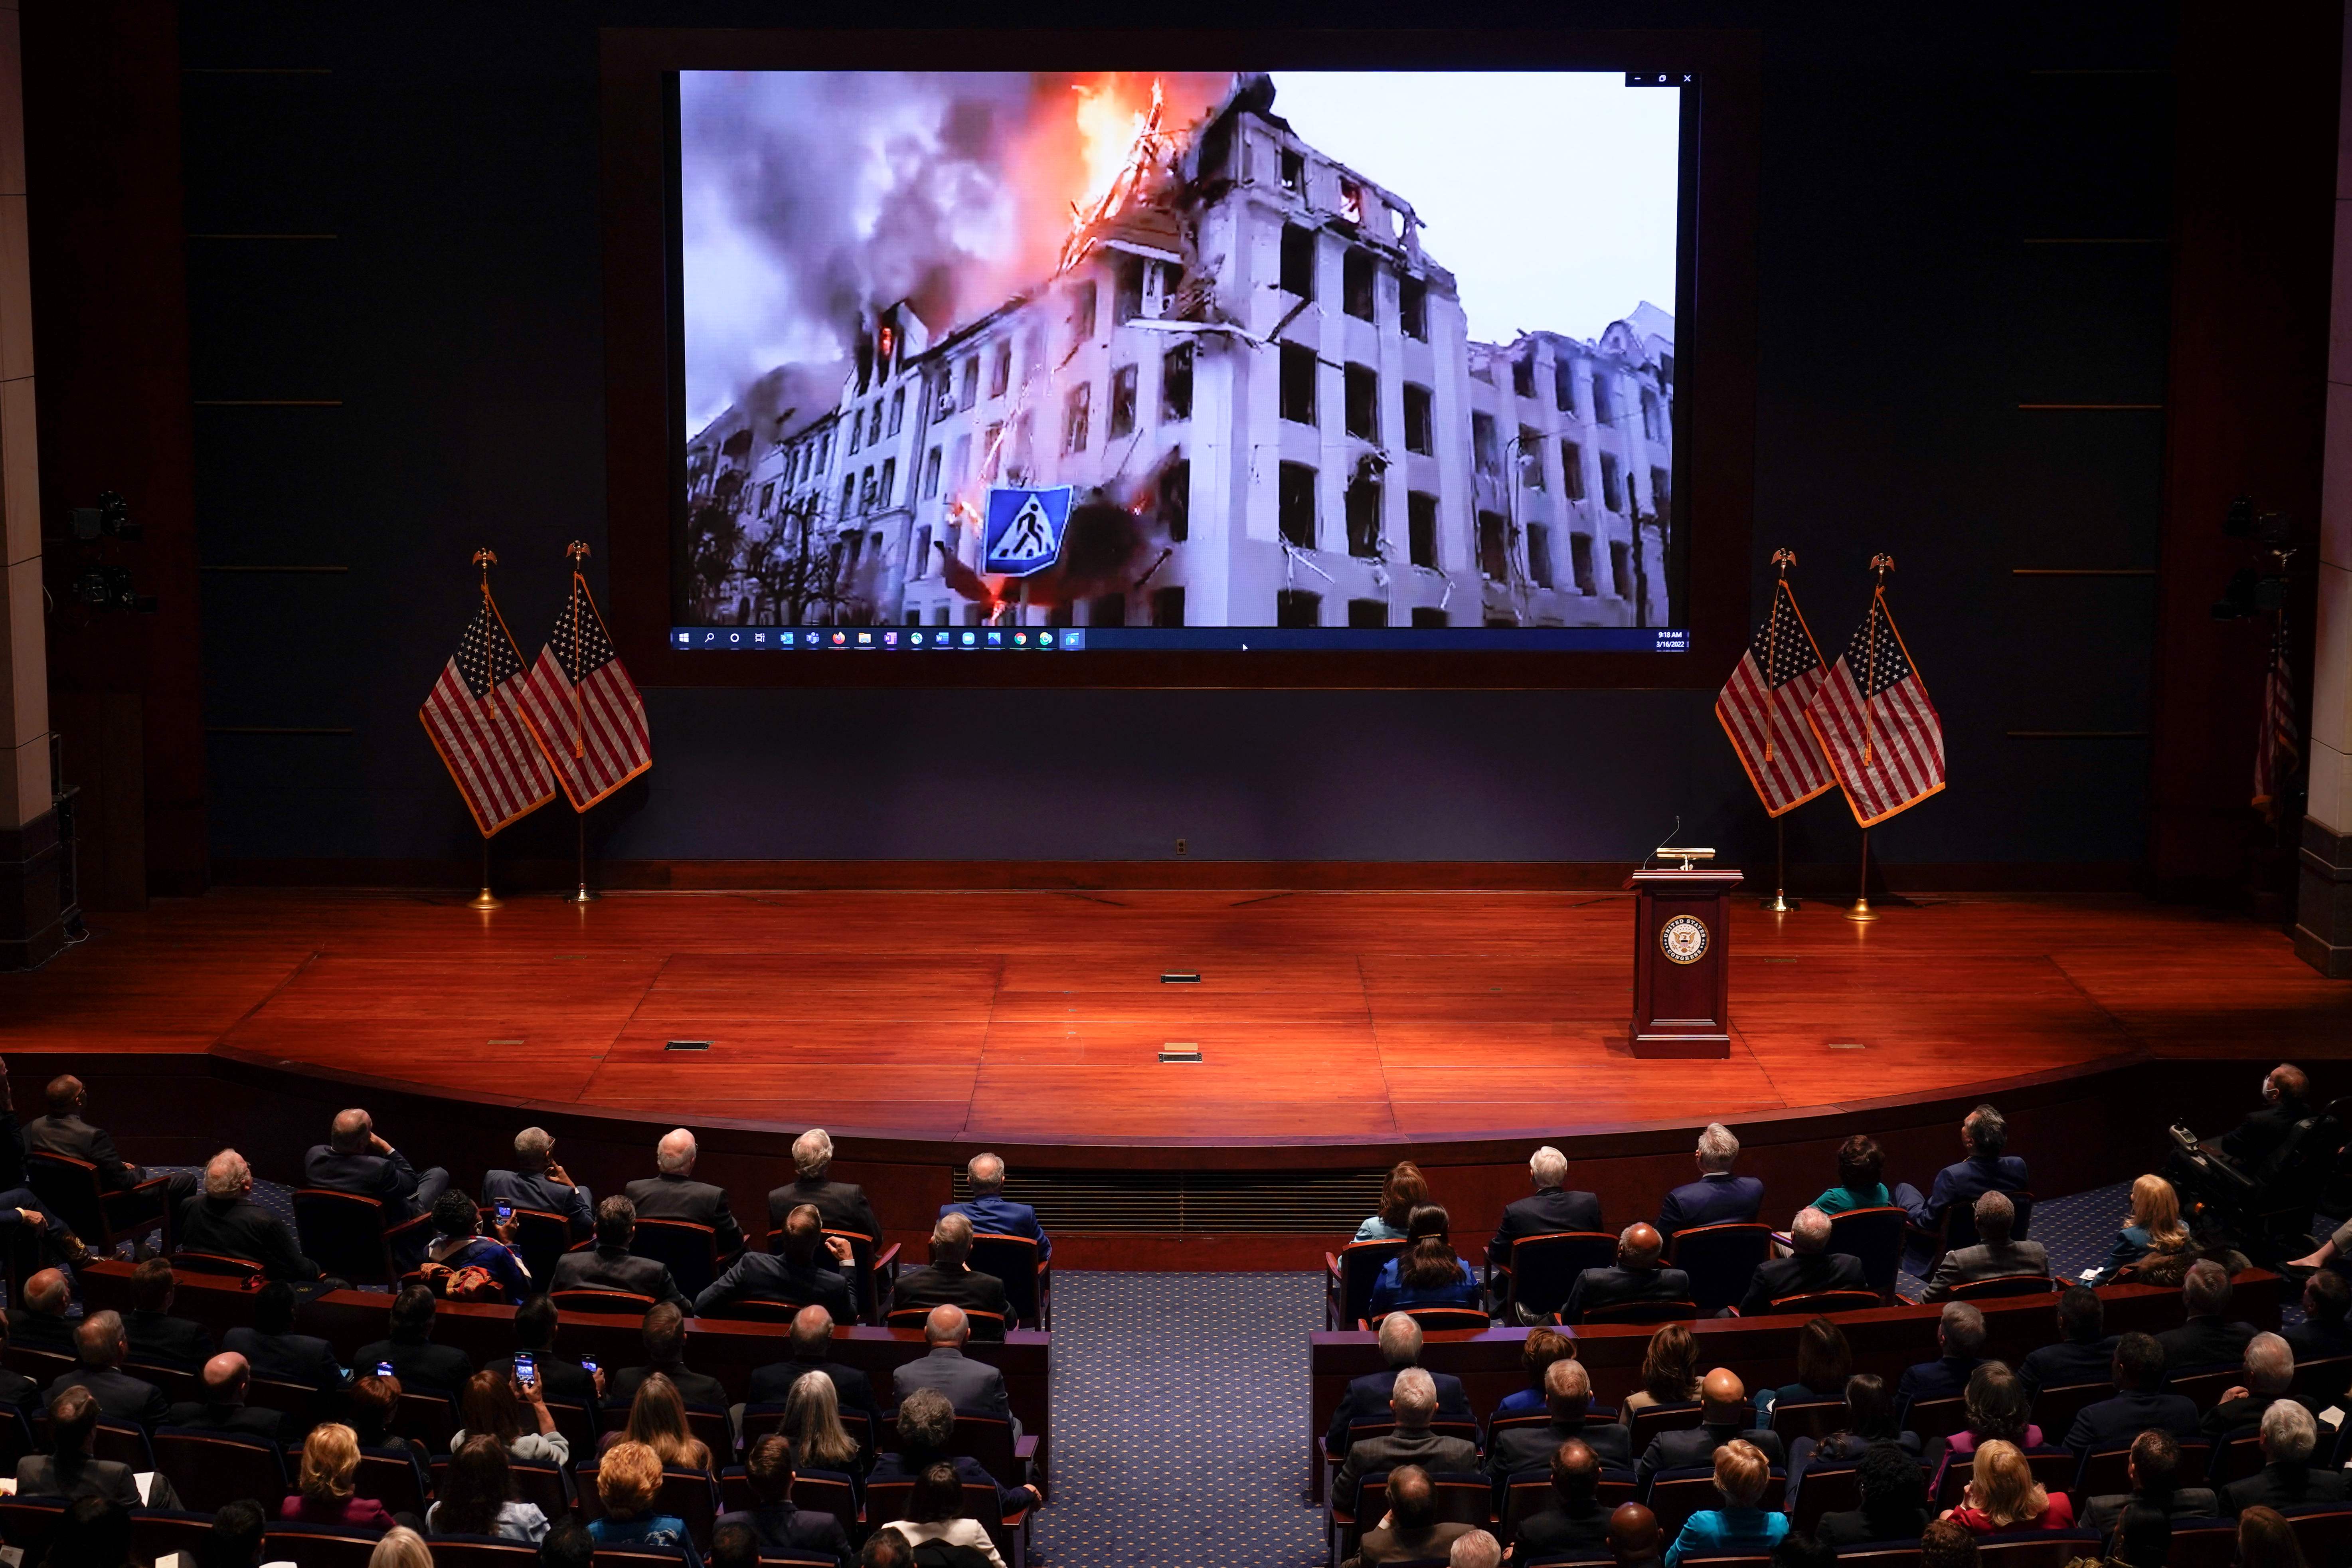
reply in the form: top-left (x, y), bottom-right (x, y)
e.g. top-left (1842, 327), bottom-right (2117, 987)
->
top-left (1846, 553), bottom-right (1895, 923)
top-left (564, 540), bottom-right (599, 906)
top-left (468, 547), bottom-right (505, 912)
top-left (1761, 548), bottom-right (1799, 914)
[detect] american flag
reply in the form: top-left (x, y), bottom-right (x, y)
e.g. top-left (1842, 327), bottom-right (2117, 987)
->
top-left (419, 590), bottom-right (556, 836)
top-left (1806, 588), bottom-right (1947, 827)
top-left (2253, 627), bottom-right (2299, 821)
top-left (515, 573), bottom-right (652, 810)
top-left (1716, 578), bottom-right (1836, 816)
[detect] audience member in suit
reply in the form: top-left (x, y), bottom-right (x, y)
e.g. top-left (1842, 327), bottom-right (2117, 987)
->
top-left (1896, 1301), bottom-right (1988, 1403)
top-left (162, 1351), bottom-right (290, 1443)
top-left (1637, 1369), bottom-right (1786, 1486)
top-left (2099, 1174), bottom-right (2192, 1281)
top-left (2082, 1429), bottom-right (2220, 1532)
top-left (1332, 1366), bottom-right (1481, 1517)
top-left (1368, 1203), bottom-right (1482, 1318)
top-left (1564, 1223), bottom-right (1692, 1326)
top-left (715, 1434), bottom-right (854, 1568)
top-left (7, 1266), bottom-right (75, 1352)
top-left (548, 1196), bottom-right (692, 1311)
top-left (888, 1212), bottom-right (1011, 1332)
top-left (2285, 1269), bottom-right (2352, 1362)
top-left (1455, 1529), bottom-right (1504, 1568)
top-left (46, 1311), bottom-right (168, 1424)
top-left (422, 1189), bottom-right (532, 1305)
top-left (2203, 1332), bottom-right (2301, 1439)
top-left (14, 1385), bottom-right (176, 1509)
top-left (1737, 1208), bottom-right (1870, 1318)
top-left (481, 1125), bottom-right (594, 1240)
top-left (1326, 1313), bottom-right (1474, 1455)
top-left (2158, 1259), bottom-right (2260, 1371)
top-left (2217, 1064), bottom-right (2314, 1178)
top-left (1608, 1501), bottom-right (1667, 1568)
top-left (1340, 1460), bottom-right (1476, 1568)
top-left (482, 1294), bottom-right (602, 1408)
top-left (1899, 1103), bottom-right (2029, 1235)
top-left (0, 1063), bottom-right (87, 1266)
top-left (122, 1258), bottom-right (215, 1367)
top-left (1657, 1123), bottom-right (1765, 1240)
top-left (354, 1284), bottom-right (473, 1394)
top-left (1922, 1191), bottom-right (2050, 1301)
top-left (302, 1105), bottom-right (450, 1228)
top-left (1495, 1327), bottom-right (1579, 1416)
top-left (0, 1318), bottom-right (39, 1410)
top-left (1815, 1439), bottom-right (1931, 1546)
top-left (1809, 1134), bottom-right (1895, 1217)
top-left (25, 1073), bottom-right (197, 1206)
top-left (176, 1149), bottom-right (320, 1281)
top-left (1489, 1358), bottom-right (1632, 1476)
top-left (889, 1305), bottom-right (1012, 1422)
top-left (768, 1127), bottom-right (884, 1245)
top-left (748, 1304), bottom-right (885, 1430)
top-left (1663, 1439), bottom-right (1789, 1568)
top-left (2224, 1400), bottom-right (2345, 1514)
top-left (205, 1499), bottom-right (270, 1568)
top-left (625, 1127), bottom-right (744, 1260)
top-left (1513, 1439), bottom-right (1615, 1561)
top-left (223, 1280), bottom-right (348, 1393)
top-left (1486, 1143), bottom-right (1603, 1273)
top-left (1354, 1161), bottom-right (1429, 1243)
top-left (606, 1302), bottom-right (728, 1410)
top-left (1756, 1316), bottom-right (1853, 1423)
top-left (866, 1387), bottom-right (1037, 1515)
top-left (695, 1200), bottom-right (855, 1321)
top-left (941, 1152), bottom-right (1051, 1265)
top-left (2064, 1332), bottom-right (2200, 1454)
top-left (2018, 1286), bottom-right (2118, 1403)
top-left (1784, 1372), bottom-right (1921, 1510)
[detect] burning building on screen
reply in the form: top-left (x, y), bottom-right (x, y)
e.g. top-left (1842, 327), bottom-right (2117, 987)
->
top-left (684, 73), bottom-right (1677, 631)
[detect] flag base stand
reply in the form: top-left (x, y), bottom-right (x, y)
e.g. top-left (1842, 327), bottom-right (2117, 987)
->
top-left (468, 838), bottom-right (502, 910)
top-left (566, 886), bottom-right (598, 905)
top-left (565, 810), bottom-right (598, 904)
top-left (1763, 890), bottom-right (1800, 914)
top-left (1760, 817), bottom-right (1799, 912)
top-left (1844, 828), bottom-right (1879, 923)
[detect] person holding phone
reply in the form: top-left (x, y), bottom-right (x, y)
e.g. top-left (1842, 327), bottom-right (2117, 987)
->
top-left (421, 1190), bottom-right (532, 1304)
top-left (450, 1364), bottom-right (571, 1465)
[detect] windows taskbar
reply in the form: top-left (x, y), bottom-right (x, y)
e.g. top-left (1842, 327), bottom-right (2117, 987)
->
top-left (670, 625), bottom-right (1691, 653)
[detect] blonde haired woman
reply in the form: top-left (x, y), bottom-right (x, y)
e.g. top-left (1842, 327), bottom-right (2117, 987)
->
top-left (2100, 1175), bottom-right (2190, 1278)
top-left (1942, 1438), bottom-right (2075, 1532)
top-left (368, 1526), bottom-right (434, 1568)
top-left (586, 1440), bottom-right (690, 1550)
top-left (282, 1422), bottom-right (399, 1528)
top-left (1664, 1439), bottom-right (1788, 1566)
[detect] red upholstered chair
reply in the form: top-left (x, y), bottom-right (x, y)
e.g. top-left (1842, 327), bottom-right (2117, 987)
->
top-left (629, 1217), bottom-right (723, 1299)
top-left (293, 1187), bottom-right (434, 1285)
top-left (1326, 1239), bottom-right (1405, 1330)
top-left (1580, 1297), bottom-right (1698, 1326)
top-left (1825, 1205), bottom-right (1911, 1301)
top-left (1947, 1274), bottom-right (2058, 1303)
top-left (1491, 1231), bottom-right (1619, 1324)
top-left (1666, 1222), bottom-right (1775, 1313)
top-left (501, 1206), bottom-right (576, 1285)
top-left (550, 1286), bottom-right (656, 1316)
top-left (1763, 1289), bottom-right (1882, 1316)
top-left (969, 1233), bottom-right (1047, 1331)
top-left (151, 1427), bottom-right (291, 1512)
top-left (25, 1150), bottom-right (173, 1254)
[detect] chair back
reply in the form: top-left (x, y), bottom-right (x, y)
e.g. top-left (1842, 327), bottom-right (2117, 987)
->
top-left (170, 1249), bottom-right (266, 1281)
top-left (970, 1232), bottom-right (1047, 1329)
top-left (885, 1305), bottom-right (1009, 1340)
top-left (1646, 1465), bottom-right (1783, 1537)
top-left (629, 1218), bottom-right (722, 1298)
top-left (1767, 1289), bottom-right (1883, 1316)
top-left (1793, 1460), bottom-right (1861, 1533)
top-left (1499, 1468), bottom-right (1562, 1544)
top-left (0, 1404), bottom-right (34, 1470)
top-left (504, 1207), bottom-right (575, 1285)
top-left (1948, 1274), bottom-right (2058, 1302)
top-left (126, 1359), bottom-right (202, 1404)
top-left (1328, 1239), bottom-right (1406, 1329)
top-left (543, 1397), bottom-right (598, 1459)
top-left (1972, 1530), bottom-right (2093, 1568)
top-left (699, 1295), bottom-right (805, 1323)
top-left (1834, 1548), bottom-right (1924, 1568)
top-left (152, 1426), bottom-right (291, 1512)
top-left (1769, 1399), bottom-right (1849, 1442)
top-left (1667, 1222), bottom-right (1775, 1313)
top-left (0, 1497), bottom-right (65, 1560)
top-left (2293, 1354), bottom-right (2352, 1403)
top-left (2024, 1382), bottom-right (2111, 1440)
top-left (2283, 1505), bottom-right (2352, 1568)
top-left (2, 1341), bottom-right (73, 1384)
top-left (2076, 1441), bottom-right (2210, 1497)
top-left (413, 1535), bottom-right (543, 1567)
top-left (786, 1467), bottom-right (859, 1532)
top-left (1903, 1395), bottom-right (1971, 1439)
top-left (127, 1511), bottom-right (215, 1566)
top-left (247, 1376), bottom-right (328, 1431)
top-left (550, 1286), bottom-right (656, 1317)
top-left (684, 1403), bottom-right (735, 1465)
top-left (656, 1464), bottom-right (720, 1547)
top-left (266, 1523), bottom-right (402, 1566)
top-left (2166, 1363), bottom-right (2243, 1411)
top-left (359, 1442), bottom-right (431, 1516)
top-left (391, 1387), bottom-right (461, 1452)
top-left (1581, 1298), bottom-right (1698, 1326)
top-left (24, 1151), bottom-right (109, 1243)
top-left (878, 1408), bottom-right (1022, 1487)
top-left (2209, 1428), bottom-right (2269, 1485)
top-left (1502, 1232), bottom-right (1619, 1321)
top-left (1625, 1400), bottom-right (1708, 1451)
top-left (508, 1455), bottom-right (570, 1517)
top-left (1822, 1207), bottom-right (1908, 1300)
top-left (1386, 1305), bottom-right (1491, 1333)
top-left (91, 1418), bottom-right (155, 1470)
top-left (2165, 1521), bottom-right (2241, 1568)
top-left (293, 1188), bottom-right (399, 1285)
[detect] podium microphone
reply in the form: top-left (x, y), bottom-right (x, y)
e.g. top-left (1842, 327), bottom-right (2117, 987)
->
top-left (1643, 817), bottom-right (1681, 871)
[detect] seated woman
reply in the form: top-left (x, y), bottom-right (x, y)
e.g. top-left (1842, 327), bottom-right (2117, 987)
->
top-left (1941, 1439), bottom-right (2075, 1533)
top-left (1620, 1323), bottom-right (1703, 1427)
top-left (1940, 1362), bottom-right (2047, 1463)
top-left (882, 1459), bottom-right (1006, 1568)
top-left (1810, 1135), bottom-right (1893, 1216)
top-left (1353, 1162), bottom-right (1430, 1243)
top-left (2101, 1175), bottom-right (2191, 1281)
top-left (1496, 1328), bottom-right (1579, 1416)
top-left (585, 1440), bottom-right (691, 1551)
top-left (594, 1372), bottom-right (714, 1474)
top-left (1665, 1439), bottom-right (1789, 1568)
top-left (422, 1190), bottom-right (531, 1305)
top-left (282, 1422), bottom-right (399, 1529)
top-left (781, 1366), bottom-right (866, 1477)
top-left (1367, 1204), bottom-right (1482, 1318)
top-left (426, 1434), bottom-right (550, 1543)
top-left (1786, 1373), bottom-right (1920, 1509)
top-left (367, 1528), bottom-right (433, 1568)
top-left (1755, 1317), bottom-right (1852, 1422)
top-left (451, 1366), bottom-right (571, 1467)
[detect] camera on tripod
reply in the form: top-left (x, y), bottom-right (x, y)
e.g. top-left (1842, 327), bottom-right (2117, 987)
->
top-left (2212, 494), bottom-right (2297, 620)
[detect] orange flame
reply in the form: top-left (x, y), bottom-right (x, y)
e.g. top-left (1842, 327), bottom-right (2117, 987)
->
top-left (1057, 76), bottom-right (1167, 273)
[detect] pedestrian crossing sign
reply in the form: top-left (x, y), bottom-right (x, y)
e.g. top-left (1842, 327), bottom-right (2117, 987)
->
top-left (982, 486), bottom-right (1073, 577)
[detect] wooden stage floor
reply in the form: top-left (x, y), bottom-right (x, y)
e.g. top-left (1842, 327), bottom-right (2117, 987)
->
top-left (7, 888), bottom-right (2348, 1147)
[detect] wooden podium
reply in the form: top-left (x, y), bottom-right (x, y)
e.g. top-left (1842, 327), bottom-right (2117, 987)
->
top-left (1626, 866), bottom-right (1743, 1058)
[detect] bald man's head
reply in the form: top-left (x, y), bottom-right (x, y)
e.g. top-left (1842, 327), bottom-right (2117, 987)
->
top-left (202, 1352), bottom-right (251, 1402)
top-left (1619, 1223), bottom-right (1663, 1270)
top-left (22, 1269), bottom-right (68, 1317)
top-left (790, 1305), bottom-right (835, 1356)
top-left (656, 1128), bottom-right (697, 1175)
top-left (1700, 1367), bottom-right (1746, 1422)
top-left (1609, 1502), bottom-right (1662, 1563)
top-left (329, 1108), bottom-right (373, 1153)
top-left (781, 1203), bottom-right (824, 1263)
top-left (925, 1305), bottom-right (970, 1347)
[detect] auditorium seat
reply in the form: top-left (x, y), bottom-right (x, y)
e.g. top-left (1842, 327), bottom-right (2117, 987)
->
top-left (1579, 1298), bottom-right (1698, 1327)
top-left (1327, 1239), bottom-right (1406, 1331)
top-left (596, 1399), bottom-right (733, 1465)
top-left (2022, 1383), bottom-right (2112, 1441)
top-left (1767, 1400), bottom-right (1848, 1443)
top-left (26, 1149), bottom-right (172, 1255)
top-left (2282, 1505), bottom-right (2352, 1568)
top-left (544, 1398), bottom-right (599, 1459)
top-left (888, 1305), bottom-right (1008, 1341)
top-left (1372, 1305), bottom-right (1492, 1333)
top-left (1901, 1395), bottom-right (1971, 1440)
top-left (169, 1248), bottom-right (266, 1281)
top-left (502, 1206), bottom-right (577, 1285)
top-left (2293, 1353), bottom-right (2352, 1403)
top-left (0, 1495), bottom-right (64, 1557)
top-left (1973, 1530), bottom-right (2098, 1568)
top-left (2209, 1428), bottom-right (2270, 1487)
top-left (1626, 1401), bottom-right (1712, 1451)
top-left (127, 1510), bottom-right (215, 1566)
top-left (0, 1404), bottom-right (36, 1471)
top-left (2166, 1520), bottom-right (2241, 1568)
top-left (742, 1401), bottom-right (871, 1458)
top-left (152, 1426), bottom-right (290, 1512)
top-left (1491, 1232), bottom-right (1619, 1324)
top-left (1498, 1465), bottom-right (1636, 1545)
top-left (360, 1441), bottom-right (433, 1517)
top-left (1667, 1223), bottom-right (1775, 1314)
top-left (1791, 1461), bottom-right (1859, 1534)
top-left (262, 1522), bottom-right (383, 1567)
top-left (125, 1358), bottom-right (202, 1405)
top-left (1645, 1465), bottom-right (1784, 1537)
top-left (970, 1232), bottom-right (1047, 1331)
top-left (418, 1535), bottom-right (542, 1567)
top-left (90, 1418), bottom-right (154, 1471)
top-left (551, 1286), bottom-right (657, 1317)
top-left (1830, 1544), bottom-right (1924, 1568)
top-left (3, 1341), bottom-right (74, 1385)
top-left (863, 1473), bottom-right (1029, 1564)
top-left (1947, 1275), bottom-right (2059, 1303)
top-left (695, 1296), bottom-right (805, 1324)
top-left (1825, 1206), bottom-right (1910, 1301)
top-left (1763, 1289), bottom-right (1882, 1316)
top-left (878, 1408), bottom-right (1029, 1487)
top-left (1331, 1468), bottom-right (1491, 1562)
top-left (575, 1460), bottom-right (721, 1547)
top-left (511, 1455), bottom-right (572, 1518)
top-left (629, 1218), bottom-right (723, 1299)
top-left (1910, 1192), bottom-right (2036, 1277)
top-left (777, 1467), bottom-right (859, 1534)
top-left (392, 1386), bottom-right (462, 1453)
top-left (2166, 1363), bottom-right (2245, 1411)
top-left (2077, 1441), bottom-right (2209, 1497)
top-left (294, 1187), bottom-right (435, 1285)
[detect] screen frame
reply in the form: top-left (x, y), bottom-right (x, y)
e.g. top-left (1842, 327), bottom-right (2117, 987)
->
top-left (601, 27), bottom-right (1761, 690)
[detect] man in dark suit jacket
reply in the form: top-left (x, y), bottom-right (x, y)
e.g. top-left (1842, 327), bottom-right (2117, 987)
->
top-left (482, 1125), bottom-right (594, 1240)
top-left (1900, 1103), bottom-right (2030, 1234)
top-left (2066, 1332), bottom-right (2201, 1454)
top-left (548, 1196), bottom-right (692, 1310)
top-left (2159, 1260), bottom-right (2260, 1371)
top-left (1897, 1302), bottom-right (1989, 1402)
top-left (747, 1305), bottom-right (884, 1431)
top-left (768, 1128), bottom-right (885, 1242)
top-left (715, 1435), bottom-right (854, 1568)
top-left (1816, 1440), bottom-right (1933, 1547)
top-left (1326, 1313), bottom-right (1474, 1455)
top-left (1635, 1369), bottom-right (1785, 1485)
top-left (1921, 1191), bottom-right (2050, 1301)
top-left (625, 1127), bottom-right (744, 1260)
top-left (1340, 1464), bottom-right (1476, 1568)
top-left (2219, 1064), bottom-right (2314, 1175)
top-left (353, 1285), bottom-right (472, 1394)
top-left (1512, 1439), bottom-right (1615, 1561)
top-left (124, 1258), bottom-right (214, 1367)
top-left (222, 1281), bottom-right (348, 1393)
top-left (15, 1386), bottom-right (174, 1509)
top-left (1656, 1124), bottom-right (1765, 1239)
top-left (1735, 1207), bottom-right (1869, 1317)
top-left (176, 1149), bottom-right (320, 1281)
top-left (7, 1267), bottom-right (75, 1352)
top-left (2019, 1286), bottom-right (2119, 1402)
top-left (941, 1153), bottom-right (1050, 1265)
top-left (607, 1301), bottom-right (729, 1410)
top-left (889, 1213), bottom-right (1011, 1332)
top-left (25, 1074), bottom-right (196, 1205)
top-left (1331, 1369), bottom-right (1480, 1517)
top-left (1563, 1223), bottom-right (1692, 1325)
top-left (695, 1201), bottom-right (855, 1321)
top-left (2224, 1399), bottom-right (2345, 1513)
top-left (302, 1106), bottom-right (449, 1228)
top-left (2082, 1430), bottom-right (2220, 1532)
top-left (1487, 1145), bottom-right (1603, 1271)
top-left (46, 1311), bottom-right (168, 1424)
top-left (1486, 1358), bottom-right (1633, 1476)
top-left (867, 1388), bottom-right (1038, 1515)
top-left (161, 1352), bottom-right (289, 1443)
top-left (2202, 1332), bottom-right (2302, 1439)
top-left (2286, 1270), bottom-right (2352, 1363)
top-left (481, 1294), bottom-right (601, 1407)
top-left (889, 1306), bottom-right (1012, 1421)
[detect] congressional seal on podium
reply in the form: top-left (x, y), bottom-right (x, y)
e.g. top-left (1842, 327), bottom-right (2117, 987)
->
top-left (1659, 914), bottom-right (1710, 965)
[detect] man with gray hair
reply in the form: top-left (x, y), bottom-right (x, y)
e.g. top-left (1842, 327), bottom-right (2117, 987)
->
top-left (889, 1212), bottom-right (1012, 1331)
top-left (766, 1127), bottom-right (884, 1314)
top-left (1332, 1366), bottom-right (1480, 1518)
top-left (2224, 1396), bottom-right (2345, 1512)
top-left (46, 1310), bottom-right (167, 1424)
top-left (941, 1153), bottom-right (1050, 1264)
top-left (1898, 1301), bottom-right (1989, 1402)
top-left (625, 1127), bottom-right (743, 1260)
top-left (1450, 1529), bottom-right (1503, 1568)
top-left (1921, 1189), bottom-right (2050, 1301)
top-left (1900, 1102), bottom-right (2028, 1235)
top-left (483, 1126), bottom-right (593, 1239)
top-left (302, 1107), bottom-right (449, 1242)
top-left (2158, 1258), bottom-right (2259, 1371)
top-left (2204, 1331), bottom-right (2304, 1438)
top-left (1485, 1356), bottom-right (1633, 1475)
top-left (1736, 1206), bottom-right (1871, 1316)
top-left (1328, 1313), bottom-right (1474, 1453)
top-left (1658, 1123), bottom-right (1763, 1238)
top-left (172, 1149), bottom-right (320, 1281)
top-left (1487, 1145), bottom-right (1603, 1310)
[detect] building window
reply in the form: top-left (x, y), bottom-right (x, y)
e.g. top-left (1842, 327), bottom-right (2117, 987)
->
top-left (1610, 539), bottom-right (1633, 598)
top-left (910, 526), bottom-right (931, 578)
top-left (1281, 223), bottom-right (1316, 298)
top-left (848, 414), bottom-right (862, 455)
top-left (1472, 413), bottom-right (1499, 476)
top-left (1650, 467), bottom-right (1670, 514)
top-left (1601, 453), bottom-right (1623, 511)
top-left (818, 431), bottom-right (832, 468)
top-left (1512, 356), bottom-right (1534, 399)
top-left (1411, 606), bottom-right (1448, 627)
top-left (1070, 279), bottom-right (1097, 344)
top-left (1408, 492), bottom-right (1439, 568)
top-left (919, 447), bottom-right (940, 499)
top-left (1527, 524), bottom-right (1553, 588)
top-left (1344, 364), bottom-right (1378, 441)
top-left (1589, 372), bottom-right (1611, 424)
top-left (1109, 364), bottom-right (1138, 439)
top-left (965, 604), bottom-right (985, 625)
top-left (868, 403), bottom-right (884, 444)
top-left (1519, 426), bottom-right (1542, 488)
top-left (1280, 146), bottom-right (1304, 192)
top-left (1561, 440), bottom-right (1585, 500)
top-left (1399, 275), bottom-right (1427, 340)
top-left (1162, 342), bottom-right (1194, 423)
top-left (1478, 511), bottom-right (1508, 579)
top-left (949, 436), bottom-right (969, 493)
top-left (1348, 598), bottom-right (1386, 627)
top-left (934, 605), bottom-right (951, 626)
top-left (1280, 342), bottom-right (1318, 426)
top-left (982, 423), bottom-right (1004, 482)
top-left (1571, 532), bottom-right (1597, 594)
top-left (1554, 360), bottom-right (1574, 413)
top-left (844, 532), bottom-right (864, 566)
top-left (1278, 461), bottom-right (1316, 548)
top-left (1403, 384), bottom-right (1433, 455)
top-left (1151, 586), bottom-right (1186, 627)
top-left (1642, 389), bottom-right (1664, 441)
top-left (1113, 254), bottom-right (1144, 324)
top-left (1008, 413), bottom-right (1034, 485)
top-left (888, 389), bottom-right (905, 436)
top-left (961, 357), bottom-right (978, 407)
top-left (840, 476), bottom-right (855, 517)
top-left (1023, 327), bottom-right (1046, 386)
top-left (1343, 249), bottom-right (1375, 320)
top-left (860, 467), bottom-right (878, 510)
top-left (1276, 589), bottom-right (1320, 627)
top-left (879, 459), bottom-right (896, 507)
top-left (1090, 593), bottom-right (1126, 627)
top-left (758, 481), bottom-right (775, 515)
top-left (1345, 475), bottom-right (1381, 557)
top-left (1160, 460), bottom-right (1190, 542)
top-left (990, 344), bottom-right (1010, 398)
top-left (1063, 382), bottom-right (1091, 453)
top-left (905, 608), bottom-right (922, 625)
